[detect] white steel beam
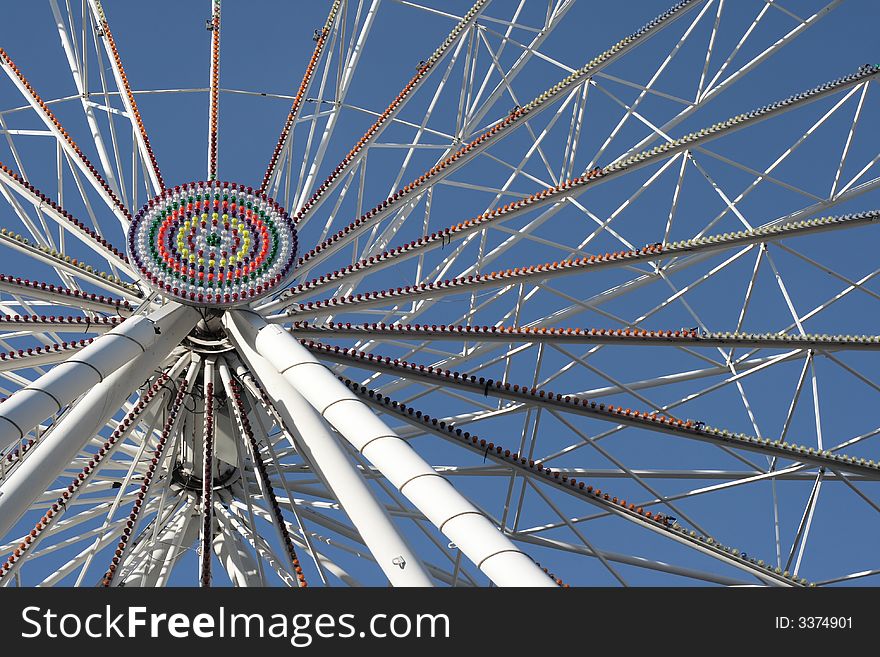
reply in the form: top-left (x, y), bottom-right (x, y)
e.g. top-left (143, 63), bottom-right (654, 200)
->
top-left (217, 359), bottom-right (308, 586)
top-left (0, 303), bottom-right (195, 452)
top-left (122, 500), bottom-right (198, 587)
top-left (313, 342), bottom-right (880, 479)
top-left (0, 228), bottom-right (139, 299)
top-left (619, 0), bottom-right (845, 159)
top-left (0, 314), bottom-right (122, 335)
top-left (269, 64), bottom-right (879, 309)
top-left (224, 330), bottom-right (434, 587)
top-left (355, 177), bottom-right (880, 396)
top-left (0, 49), bottom-right (131, 229)
top-left (0, 303), bottom-right (198, 537)
top-left (291, 0), bottom-right (491, 220)
top-left (289, 0), bottom-right (711, 275)
top-left (225, 309), bottom-right (555, 587)
top-left (288, 322), bottom-right (880, 352)
top-left (258, 0), bottom-right (342, 194)
top-left (212, 500), bottom-right (262, 586)
top-left (349, 381), bottom-right (803, 586)
top-left (0, 275), bottom-right (132, 315)
top-left (50, 0), bottom-right (121, 199)
top-left (0, 162), bottom-right (132, 273)
top-left (206, 0), bottom-right (221, 181)
top-left (0, 339), bottom-right (93, 373)
top-left (292, 0), bottom-right (381, 214)
top-left (87, 0), bottom-right (165, 194)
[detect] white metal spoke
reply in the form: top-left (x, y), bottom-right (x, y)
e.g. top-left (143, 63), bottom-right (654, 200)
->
top-left (206, 1), bottom-right (222, 181)
top-left (87, 0), bottom-right (165, 194)
top-left (0, 48), bottom-right (130, 229)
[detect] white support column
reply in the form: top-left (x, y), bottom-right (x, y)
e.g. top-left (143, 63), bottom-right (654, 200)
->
top-left (225, 310), bottom-right (554, 587)
top-left (0, 303), bottom-right (197, 453)
top-left (0, 304), bottom-right (199, 538)
top-left (223, 335), bottom-right (434, 587)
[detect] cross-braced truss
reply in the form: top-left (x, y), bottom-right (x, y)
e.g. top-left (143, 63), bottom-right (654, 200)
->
top-left (0, 0), bottom-right (877, 587)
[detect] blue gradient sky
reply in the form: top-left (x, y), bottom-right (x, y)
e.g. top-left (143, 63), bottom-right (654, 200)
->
top-left (0, 1), bottom-right (878, 587)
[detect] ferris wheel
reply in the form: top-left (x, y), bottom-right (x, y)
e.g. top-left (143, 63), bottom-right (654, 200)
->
top-left (0, 0), bottom-right (877, 588)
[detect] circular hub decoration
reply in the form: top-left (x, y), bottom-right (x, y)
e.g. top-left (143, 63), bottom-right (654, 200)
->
top-left (127, 181), bottom-right (297, 307)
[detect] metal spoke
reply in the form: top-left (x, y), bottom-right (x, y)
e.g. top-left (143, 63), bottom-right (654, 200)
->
top-left (206, 0), bottom-right (221, 181)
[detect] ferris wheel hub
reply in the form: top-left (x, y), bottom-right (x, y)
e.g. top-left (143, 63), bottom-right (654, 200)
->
top-left (127, 181), bottom-right (298, 308)
top-left (171, 461), bottom-right (239, 492)
top-left (182, 326), bottom-right (234, 354)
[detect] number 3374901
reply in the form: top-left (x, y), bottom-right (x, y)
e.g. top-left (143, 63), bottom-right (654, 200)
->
top-left (775, 617), bottom-right (852, 629)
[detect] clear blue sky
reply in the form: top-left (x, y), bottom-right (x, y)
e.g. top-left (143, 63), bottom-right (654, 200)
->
top-left (0, 1), bottom-right (878, 587)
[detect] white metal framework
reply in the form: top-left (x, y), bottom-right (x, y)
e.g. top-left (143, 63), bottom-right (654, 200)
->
top-left (0, 0), bottom-right (877, 587)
